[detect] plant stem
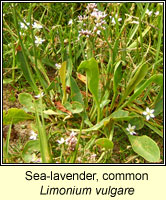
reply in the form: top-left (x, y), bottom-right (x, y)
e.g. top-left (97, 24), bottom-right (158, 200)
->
top-left (70, 119), bottom-right (84, 163)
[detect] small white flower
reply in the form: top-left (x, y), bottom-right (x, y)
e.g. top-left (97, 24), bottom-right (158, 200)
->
top-left (154, 11), bottom-right (159, 16)
top-left (146, 9), bottom-right (153, 16)
top-left (55, 63), bottom-right (61, 69)
top-left (29, 130), bottom-right (38, 140)
top-left (126, 124), bottom-right (137, 135)
top-left (68, 19), bottom-right (73, 25)
top-left (57, 138), bottom-right (65, 144)
top-left (97, 30), bottom-right (101, 35)
top-left (20, 22), bottom-right (29, 29)
top-left (19, 31), bottom-right (25, 36)
top-left (34, 92), bottom-right (44, 99)
top-left (35, 36), bottom-right (45, 46)
top-left (142, 107), bottom-right (155, 120)
top-left (111, 17), bottom-right (116, 25)
top-left (32, 22), bottom-right (43, 29)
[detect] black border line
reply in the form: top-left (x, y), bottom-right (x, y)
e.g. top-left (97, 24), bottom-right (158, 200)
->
top-left (1, 1), bottom-right (165, 166)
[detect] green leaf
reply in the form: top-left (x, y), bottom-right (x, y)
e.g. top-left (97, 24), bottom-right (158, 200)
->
top-left (110, 61), bottom-right (123, 110)
top-left (70, 76), bottom-right (84, 104)
top-left (59, 61), bottom-right (67, 103)
top-left (22, 140), bottom-right (40, 163)
top-left (3, 108), bottom-right (34, 125)
top-left (64, 101), bottom-right (83, 114)
top-left (129, 117), bottom-right (144, 130)
top-left (78, 57), bottom-right (99, 107)
top-left (16, 51), bottom-right (38, 94)
top-left (144, 122), bottom-right (163, 138)
top-left (18, 93), bottom-right (34, 111)
top-left (46, 81), bottom-right (56, 92)
top-left (113, 61), bottom-right (123, 93)
top-left (3, 78), bottom-right (13, 84)
top-left (120, 63), bottom-right (148, 105)
top-left (120, 74), bottom-right (163, 109)
top-left (154, 98), bottom-right (163, 116)
top-left (110, 110), bottom-right (129, 120)
top-left (73, 110), bottom-right (130, 132)
top-left (4, 124), bottom-right (12, 158)
top-left (96, 138), bottom-right (114, 150)
top-left (84, 135), bottom-right (97, 150)
top-left (127, 25), bottom-right (151, 49)
top-left (128, 135), bottom-right (160, 162)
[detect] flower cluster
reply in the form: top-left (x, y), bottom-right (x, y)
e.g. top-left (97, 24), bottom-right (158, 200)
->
top-left (57, 131), bottom-right (78, 151)
top-left (77, 3), bottom-right (107, 38)
top-left (78, 29), bottom-right (92, 38)
top-left (86, 3), bottom-right (97, 13)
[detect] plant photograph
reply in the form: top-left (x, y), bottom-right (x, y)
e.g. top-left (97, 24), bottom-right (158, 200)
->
top-left (2, 2), bottom-right (164, 164)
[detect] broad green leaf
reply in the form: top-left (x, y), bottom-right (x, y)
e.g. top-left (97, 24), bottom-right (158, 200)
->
top-left (3, 108), bottom-right (34, 125)
top-left (120, 63), bottom-right (148, 105)
top-left (3, 78), bottom-right (13, 84)
top-left (18, 93), bottom-right (34, 111)
top-left (78, 57), bottom-right (99, 107)
top-left (64, 101), bottom-right (83, 114)
top-left (16, 51), bottom-right (38, 94)
top-left (145, 122), bottom-right (163, 138)
top-left (59, 61), bottom-right (67, 103)
top-left (96, 138), bottom-right (114, 150)
top-left (110, 110), bottom-right (129, 120)
top-left (129, 135), bottom-right (160, 162)
top-left (120, 74), bottom-right (163, 109)
top-left (18, 93), bottom-right (46, 114)
top-left (70, 76), bottom-right (84, 104)
top-left (129, 117), bottom-right (144, 130)
top-left (22, 140), bottom-right (40, 163)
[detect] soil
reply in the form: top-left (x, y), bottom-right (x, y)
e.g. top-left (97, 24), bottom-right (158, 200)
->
top-left (3, 84), bottom-right (33, 145)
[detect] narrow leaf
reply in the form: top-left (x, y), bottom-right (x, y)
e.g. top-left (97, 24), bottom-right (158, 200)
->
top-left (59, 61), bottom-right (67, 103)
